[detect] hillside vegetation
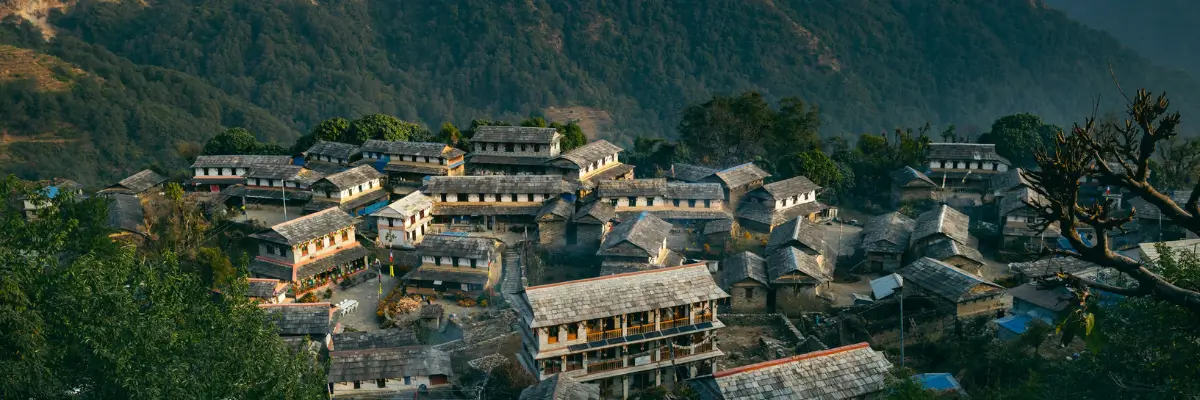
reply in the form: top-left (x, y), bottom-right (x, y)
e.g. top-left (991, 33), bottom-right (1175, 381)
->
top-left (1043, 0), bottom-right (1200, 79)
top-left (1, 0), bottom-right (1199, 184)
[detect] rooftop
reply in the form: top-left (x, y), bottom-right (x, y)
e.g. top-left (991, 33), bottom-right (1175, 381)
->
top-left (472, 126), bottom-right (561, 144)
top-left (861, 212), bottom-right (915, 254)
top-left (327, 346), bottom-right (452, 383)
top-left (424, 175), bottom-right (570, 194)
top-left (549, 140), bottom-right (623, 169)
top-left (371, 191), bottom-right (434, 219)
top-left (303, 141), bottom-right (360, 160)
top-left (717, 251), bottom-right (769, 289)
top-left (759, 176), bottom-right (821, 199)
top-left (669, 163), bottom-right (719, 182)
top-left (190, 155), bottom-right (293, 169)
top-left (102, 169), bottom-right (167, 194)
top-left (519, 374), bottom-right (602, 400)
top-left (689, 342), bottom-right (892, 400)
top-left (246, 278), bottom-right (286, 299)
top-left (1008, 257), bottom-right (1099, 279)
top-left (766, 217), bottom-right (826, 254)
top-left (332, 329), bottom-right (421, 351)
top-left (260, 303), bottom-right (333, 336)
top-left (1138, 239), bottom-right (1200, 263)
top-left (359, 140), bottom-right (465, 159)
top-left (898, 257), bottom-right (1002, 303)
top-left (519, 263), bottom-right (728, 328)
top-left (926, 142), bottom-right (1009, 164)
top-left (911, 204), bottom-right (971, 247)
top-left (767, 247), bottom-right (831, 283)
top-left (992, 168), bottom-right (1032, 193)
top-left (1007, 283), bottom-right (1072, 313)
top-left (315, 164), bottom-right (384, 190)
top-left (712, 163), bottom-right (771, 188)
top-left (417, 234), bottom-right (496, 259)
top-left (1129, 190), bottom-right (1192, 220)
top-left (598, 212), bottom-right (673, 257)
top-left (923, 238), bottom-right (985, 265)
top-left (537, 197), bottom-right (576, 221)
top-left (104, 193), bottom-right (146, 235)
top-left (572, 201), bottom-right (617, 224)
top-left (251, 208), bottom-right (356, 245)
top-left (889, 166), bottom-right (937, 187)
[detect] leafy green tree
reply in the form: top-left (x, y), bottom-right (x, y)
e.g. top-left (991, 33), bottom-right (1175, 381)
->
top-left (202, 127), bottom-right (259, 155)
top-left (554, 122), bottom-right (588, 152)
top-left (520, 117), bottom-right (548, 128)
top-left (438, 122), bottom-right (465, 148)
top-left (196, 247), bottom-right (236, 288)
top-left (346, 114), bottom-right (425, 144)
top-left (783, 149), bottom-right (844, 190)
top-left (979, 113), bottom-right (1059, 168)
top-left (312, 117), bottom-right (350, 142)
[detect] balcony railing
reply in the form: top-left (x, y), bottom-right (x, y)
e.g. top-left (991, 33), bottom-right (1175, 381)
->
top-left (627, 322), bottom-right (656, 336)
top-left (586, 358), bottom-right (624, 374)
top-left (582, 342), bottom-right (718, 376)
top-left (695, 313), bottom-right (714, 324)
top-left (564, 362), bottom-right (583, 372)
top-left (661, 317), bottom-right (691, 330)
top-left (587, 328), bottom-right (622, 342)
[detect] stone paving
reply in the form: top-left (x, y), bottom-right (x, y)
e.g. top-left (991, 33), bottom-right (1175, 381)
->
top-left (328, 269), bottom-right (398, 332)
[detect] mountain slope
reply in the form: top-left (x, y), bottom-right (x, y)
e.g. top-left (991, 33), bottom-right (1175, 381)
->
top-left (2, 0), bottom-right (1199, 184)
top-left (1042, 0), bottom-right (1200, 79)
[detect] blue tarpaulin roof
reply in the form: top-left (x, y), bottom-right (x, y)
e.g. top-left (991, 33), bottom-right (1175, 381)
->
top-left (1057, 236), bottom-right (1092, 250)
top-left (914, 373), bottom-right (964, 393)
top-left (995, 314), bottom-right (1034, 335)
top-left (43, 186), bottom-right (61, 199)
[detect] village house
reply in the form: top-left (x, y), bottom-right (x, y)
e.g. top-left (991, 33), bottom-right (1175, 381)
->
top-left (306, 164), bottom-right (389, 216)
top-left (910, 204), bottom-right (978, 256)
top-left (240, 164), bottom-right (323, 204)
top-left (423, 175), bottom-right (573, 231)
top-left (102, 193), bottom-right (147, 239)
top-left (696, 163), bottom-right (771, 211)
top-left (998, 186), bottom-right (1060, 254)
top-left (260, 302), bottom-right (338, 349)
top-left (889, 166), bottom-right (938, 206)
top-left (326, 346), bottom-right (452, 395)
top-left (665, 163), bottom-right (718, 183)
top-left (596, 178), bottom-right (731, 230)
top-left (332, 329), bottom-right (420, 351)
top-left (768, 246), bottom-right (833, 314)
top-left (302, 141), bottom-right (360, 171)
top-left (1137, 238), bottom-right (1200, 263)
top-left (370, 191), bottom-right (434, 249)
top-left (545, 140), bottom-right (635, 194)
top-left (418, 304), bottom-right (446, 330)
top-left (248, 208), bottom-right (370, 294)
top-left (572, 201), bottom-right (618, 249)
top-left (513, 264), bottom-right (729, 399)
top-left (923, 237), bottom-right (985, 274)
top-left (21, 178), bottom-right (84, 220)
top-left (519, 374), bottom-right (602, 400)
top-left (765, 216), bottom-right (827, 255)
top-left (737, 176), bottom-right (832, 232)
top-left (687, 342), bottom-right (892, 400)
top-left (537, 197), bottom-right (576, 248)
top-left (247, 278), bottom-right (290, 304)
top-left (1128, 190), bottom-right (1193, 240)
top-left (716, 252), bottom-right (770, 313)
top-left (469, 126), bottom-right (562, 175)
top-left (859, 212), bottom-right (916, 272)
top-left (922, 143), bottom-right (1011, 192)
top-left (1007, 282), bottom-right (1073, 324)
top-left (357, 140), bottom-right (467, 192)
top-left (99, 169), bottom-right (168, 196)
top-left (898, 257), bottom-right (1010, 319)
top-left (989, 167), bottom-right (1032, 200)
top-left (188, 155), bottom-right (293, 192)
top-left (403, 234), bottom-right (500, 297)
top-left (702, 219), bottom-right (736, 253)
top-left (596, 212), bottom-right (681, 275)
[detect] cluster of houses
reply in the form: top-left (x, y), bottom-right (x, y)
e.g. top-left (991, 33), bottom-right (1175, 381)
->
top-left (34, 129), bottom-right (1197, 399)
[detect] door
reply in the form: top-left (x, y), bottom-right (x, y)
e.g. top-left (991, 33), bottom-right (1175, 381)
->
top-left (209, 185), bottom-right (220, 193)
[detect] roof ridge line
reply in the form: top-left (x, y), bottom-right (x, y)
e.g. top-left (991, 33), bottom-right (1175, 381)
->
top-left (712, 342), bottom-right (872, 378)
top-left (526, 263), bottom-right (707, 291)
top-left (270, 207), bottom-right (339, 229)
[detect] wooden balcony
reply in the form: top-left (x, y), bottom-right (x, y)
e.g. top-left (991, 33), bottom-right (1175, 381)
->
top-left (586, 358), bottom-right (624, 374)
top-left (627, 322), bottom-right (656, 336)
top-left (661, 317), bottom-right (690, 330)
top-left (695, 313), bottom-right (714, 324)
top-left (587, 328), bottom-right (623, 342)
top-left (565, 362), bottom-right (583, 372)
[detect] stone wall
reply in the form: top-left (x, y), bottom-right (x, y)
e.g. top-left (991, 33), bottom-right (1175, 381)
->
top-left (574, 224), bottom-right (603, 249)
top-left (773, 284), bottom-right (829, 317)
top-left (726, 283), bottom-right (769, 313)
top-left (721, 313), bottom-right (805, 344)
top-left (538, 220), bottom-right (567, 248)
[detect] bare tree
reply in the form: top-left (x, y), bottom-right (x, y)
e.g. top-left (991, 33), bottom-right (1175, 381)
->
top-left (1023, 88), bottom-right (1200, 313)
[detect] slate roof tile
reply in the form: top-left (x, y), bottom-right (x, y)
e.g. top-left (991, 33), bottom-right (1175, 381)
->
top-left (898, 257), bottom-right (1002, 302)
top-left (861, 212), bottom-right (915, 254)
top-left (718, 252), bottom-right (769, 289)
top-left (472, 126), bottom-right (560, 144)
top-left (598, 212), bottom-right (672, 257)
top-left (249, 208), bottom-right (356, 245)
top-left (260, 303), bottom-right (333, 336)
top-left (303, 141), bottom-right (360, 160)
top-left (689, 343), bottom-right (891, 400)
top-left (417, 234), bottom-right (497, 259)
top-left (424, 175), bottom-right (571, 194)
top-left (327, 346), bottom-right (452, 383)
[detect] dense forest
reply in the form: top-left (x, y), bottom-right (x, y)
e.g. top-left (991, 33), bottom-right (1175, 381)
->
top-left (1044, 0), bottom-right (1200, 79)
top-left (1, 0), bottom-right (1199, 185)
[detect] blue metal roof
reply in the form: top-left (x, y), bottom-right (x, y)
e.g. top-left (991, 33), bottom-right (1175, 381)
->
top-left (995, 314), bottom-right (1034, 334)
top-left (914, 373), bottom-right (963, 392)
top-left (43, 185), bottom-right (61, 199)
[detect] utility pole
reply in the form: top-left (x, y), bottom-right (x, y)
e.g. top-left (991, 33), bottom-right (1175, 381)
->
top-left (897, 280), bottom-right (905, 369)
top-left (281, 179), bottom-right (288, 222)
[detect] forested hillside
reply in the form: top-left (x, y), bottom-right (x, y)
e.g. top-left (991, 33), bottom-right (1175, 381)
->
top-left (1, 0), bottom-right (1198, 184)
top-left (1043, 0), bottom-right (1200, 79)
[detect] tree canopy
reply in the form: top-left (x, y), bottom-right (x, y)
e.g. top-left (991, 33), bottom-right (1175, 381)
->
top-left (979, 113), bottom-right (1061, 168)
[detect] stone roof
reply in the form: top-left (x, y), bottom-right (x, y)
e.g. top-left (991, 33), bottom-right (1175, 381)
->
top-left (599, 250), bottom-right (685, 275)
top-left (617, 210), bottom-right (732, 222)
top-left (1007, 283), bottom-right (1072, 313)
top-left (1007, 257), bottom-right (1099, 279)
top-left (669, 163), bottom-right (719, 182)
top-left (359, 140), bottom-right (465, 159)
top-left (417, 234), bottom-right (496, 259)
top-left (911, 204), bottom-right (971, 246)
top-left (713, 163), bottom-right (771, 188)
top-left (102, 169), bottom-right (167, 194)
top-left (665, 182), bottom-right (724, 200)
top-left (104, 193), bottom-right (145, 235)
top-left (999, 186), bottom-right (1047, 216)
top-left (596, 179), bottom-right (723, 200)
top-left (315, 165), bottom-right (383, 190)
top-left (327, 346), bottom-right (452, 383)
top-left (766, 217), bottom-right (826, 254)
top-left (260, 303), bottom-right (333, 336)
top-left (190, 155), bottom-right (293, 169)
top-left (250, 208), bottom-right (356, 245)
top-left (992, 168), bottom-right (1032, 193)
top-left (432, 203), bottom-right (543, 216)
top-left (419, 304), bottom-right (445, 319)
top-left (737, 201), bottom-right (829, 227)
top-left (1138, 239), bottom-right (1200, 263)
top-left (472, 126), bottom-right (560, 144)
top-left (537, 197), bottom-right (576, 221)
top-left (718, 252), bottom-right (769, 289)
top-left (926, 143), bottom-right (1009, 164)
top-left (759, 176), bottom-right (821, 200)
top-left (689, 343), bottom-right (892, 400)
top-left (767, 247), bottom-right (831, 283)
top-left (402, 266), bottom-right (489, 286)
top-left (332, 329), bottom-right (421, 351)
top-left (898, 257), bottom-right (1002, 303)
top-left (549, 140), bottom-right (622, 169)
top-left (889, 166), bottom-right (936, 187)
top-left (247, 278), bottom-right (286, 299)
top-left (519, 374), bottom-right (601, 400)
top-left (519, 263), bottom-right (728, 328)
top-left (380, 162), bottom-right (451, 176)
top-left (598, 212), bottom-right (672, 257)
top-left (572, 201), bottom-right (616, 224)
top-left (424, 175), bottom-right (570, 194)
top-left (303, 141), bottom-right (360, 160)
top-left (923, 238), bottom-right (984, 265)
top-left (294, 245), bottom-right (370, 281)
top-left (861, 212), bottom-right (915, 254)
top-left (468, 154), bottom-right (553, 166)
top-left (703, 219), bottom-right (735, 235)
top-left (1128, 190), bottom-right (1192, 220)
top-left (371, 191), bottom-right (433, 219)
top-left (245, 164), bottom-right (324, 186)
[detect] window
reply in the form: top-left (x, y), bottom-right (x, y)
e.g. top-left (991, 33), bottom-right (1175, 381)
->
top-left (342, 230), bottom-right (349, 241)
top-left (435, 257), bottom-right (442, 266)
top-left (745, 287), bottom-right (754, 299)
top-left (611, 199), bottom-right (618, 207)
top-left (404, 376), bottom-right (411, 385)
top-left (628, 196), bottom-right (637, 206)
top-left (440, 194), bottom-right (447, 202)
top-left (567, 327), bottom-right (578, 341)
top-left (505, 143), bottom-right (514, 152)
top-left (704, 199), bottom-right (711, 208)
top-left (534, 144), bottom-right (541, 152)
top-left (301, 245), bottom-right (309, 256)
top-left (470, 258), bottom-right (477, 268)
top-left (647, 198), bottom-right (655, 206)
top-left (688, 199), bottom-right (696, 208)
top-left (511, 194), bottom-right (518, 202)
top-left (316, 239), bottom-right (325, 251)
top-left (1025, 216), bottom-right (1036, 224)
top-left (478, 193), bottom-right (486, 202)
top-left (353, 381), bottom-right (361, 389)
top-left (520, 144), bottom-right (527, 152)
top-left (377, 379), bottom-right (387, 388)
top-left (452, 257), bottom-right (460, 267)
top-left (548, 326), bottom-right (560, 344)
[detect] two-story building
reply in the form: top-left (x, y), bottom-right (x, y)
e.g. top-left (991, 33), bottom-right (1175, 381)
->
top-left (357, 140), bottom-right (467, 192)
top-left (423, 175), bottom-right (573, 231)
top-left (326, 346), bottom-right (452, 396)
top-left (241, 164), bottom-right (324, 204)
top-left (572, 201), bottom-right (618, 249)
top-left (716, 251), bottom-right (770, 313)
top-left (999, 186), bottom-right (1060, 254)
top-left (21, 178), bottom-right (84, 220)
top-left (665, 163), bottom-right (718, 183)
top-left (260, 302), bottom-right (339, 349)
top-left (188, 155), bottom-right (294, 192)
top-left (596, 179), bottom-right (730, 230)
top-left (370, 191), bottom-right (434, 249)
top-left (469, 126), bottom-right (562, 175)
top-left (306, 165), bottom-right (389, 216)
top-left (737, 176), bottom-right (830, 233)
top-left (597, 212), bottom-right (681, 275)
top-left (923, 143), bottom-right (1011, 192)
top-left (514, 263), bottom-right (729, 399)
top-left (248, 208), bottom-right (370, 294)
top-left (859, 212), bottom-right (916, 272)
top-left (537, 198), bottom-right (577, 248)
top-left (697, 163), bottom-right (771, 211)
top-left (519, 374), bottom-right (601, 400)
top-left (767, 246), bottom-right (833, 314)
top-left (687, 343), bottom-right (892, 400)
top-left (302, 141), bottom-right (360, 173)
top-left (910, 204), bottom-right (978, 256)
top-left (890, 166), bottom-right (939, 206)
top-left (545, 140), bottom-right (635, 194)
top-left (898, 257), bottom-right (1010, 319)
top-left (99, 169), bottom-right (168, 196)
top-left (403, 234), bottom-right (500, 297)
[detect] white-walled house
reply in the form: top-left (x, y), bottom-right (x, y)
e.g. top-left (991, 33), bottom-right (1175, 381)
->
top-left (248, 208), bottom-right (370, 294)
top-left (403, 234), bottom-right (500, 297)
top-left (371, 191), bottom-right (434, 249)
top-left (923, 143), bottom-right (1011, 191)
top-left (595, 178), bottom-right (731, 230)
top-left (188, 155), bottom-right (293, 192)
top-left (737, 176), bottom-right (831, 232)
top-left (356, 140), bottom-right (467, 189)
top-left (326, 346), bottom-right (452, 395)
top-left (545, 140), bottom-right (635, 193)
top-left (241, 164), bottom-right (324, 203)
top-left (468, 126), bottom-right (562, 175)
top-left (422, 175), bottom-right (572, 231)
top-left (306, 165), bottom-right (389, 216)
